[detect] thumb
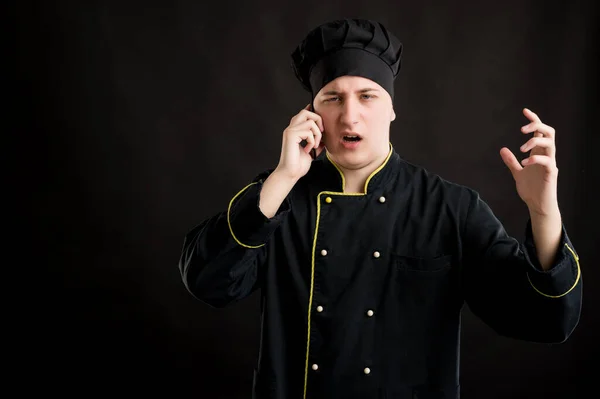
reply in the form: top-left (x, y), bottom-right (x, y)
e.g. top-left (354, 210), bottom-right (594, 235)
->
top-left (500, 147), bottom-right (522, 178)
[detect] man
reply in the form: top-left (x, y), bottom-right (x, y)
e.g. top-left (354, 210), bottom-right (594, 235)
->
top-left (178, 18), bottom-right (582, 399)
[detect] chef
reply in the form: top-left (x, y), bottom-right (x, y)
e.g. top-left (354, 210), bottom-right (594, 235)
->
top-left (178, 18), bottom-right (582, 399)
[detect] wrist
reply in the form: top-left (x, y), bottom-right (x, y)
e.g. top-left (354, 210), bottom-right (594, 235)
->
top-left (272, 166), bottom-right (302, 185)
top-left (528, 204), bottom-right (561, 219)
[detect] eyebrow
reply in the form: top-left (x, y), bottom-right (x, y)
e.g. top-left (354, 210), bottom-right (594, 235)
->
top-left (321, 88), bottom-right (380, 95)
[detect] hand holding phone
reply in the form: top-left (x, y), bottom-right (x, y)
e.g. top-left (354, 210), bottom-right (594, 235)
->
top-left (300, 104), bottom-right (327, 159)
top-left (276, 104), bottom-right (326, 181)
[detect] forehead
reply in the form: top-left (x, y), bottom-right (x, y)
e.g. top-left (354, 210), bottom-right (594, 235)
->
top-left (317, 75), bottom-right (383, 94)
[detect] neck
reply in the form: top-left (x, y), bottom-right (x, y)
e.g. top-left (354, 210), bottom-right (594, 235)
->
top-left (337, 149), bottom-right (390, 193)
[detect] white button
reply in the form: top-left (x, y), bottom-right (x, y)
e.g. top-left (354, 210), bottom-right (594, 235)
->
top-left (364, 367), bottom-right (371, 375)
top-left (379, 196), bottom-right (386, 203)
top-left (321, 249), bottom-right (328, 256)
top-left (312, 364), bottom-right (319, 370)
top-left (317, 306), bottom-right (324, 312)
top-left (367, 310), bottom-right (374, 317)
top-left (373, 251), bottom-right (380, 258)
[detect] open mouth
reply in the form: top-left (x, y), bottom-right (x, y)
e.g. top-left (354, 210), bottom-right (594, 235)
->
top-left (343, 135), bottom-right (362, 142)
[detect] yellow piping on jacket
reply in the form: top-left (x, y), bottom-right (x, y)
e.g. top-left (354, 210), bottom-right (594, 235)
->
top-left (227, 182), bottom-right (265, 249)
top-left (527, 243), bottom-right (581, 298)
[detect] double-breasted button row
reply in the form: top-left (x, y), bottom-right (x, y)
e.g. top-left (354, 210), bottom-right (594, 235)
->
top-left (314, 305), bottom-right (373, 316)
top-left (323, 196), bottom-right (386, 204)
top-left (319, 249), bottom-right (381, 258)
top-left (311, 363), bottom-right (372, 375)
top-left (313, 194), bottom-right (382, 379)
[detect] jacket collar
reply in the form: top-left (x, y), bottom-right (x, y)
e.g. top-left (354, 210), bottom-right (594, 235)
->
top-left (312, 142), bottom-right (402, 194)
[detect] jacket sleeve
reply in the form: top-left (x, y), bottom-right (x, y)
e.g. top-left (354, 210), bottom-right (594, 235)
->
top-left (178, 170), bottom-right (291, 308)
top-left (460, 190), bottom-right (582, 343)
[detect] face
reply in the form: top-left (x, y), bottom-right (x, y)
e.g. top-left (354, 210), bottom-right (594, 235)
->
top-left (313, 75), bottom-right (396, 171)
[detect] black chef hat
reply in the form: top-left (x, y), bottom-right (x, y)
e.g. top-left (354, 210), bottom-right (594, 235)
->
top-left (291, 19), bottom-right (403, 101)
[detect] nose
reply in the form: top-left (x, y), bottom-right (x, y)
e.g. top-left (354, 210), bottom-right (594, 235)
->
top-left (339, 97), bottom-right (360, 126)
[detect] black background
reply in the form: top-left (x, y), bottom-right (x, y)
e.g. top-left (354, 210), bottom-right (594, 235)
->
top-left (14, 0), bottom-right (598, 397)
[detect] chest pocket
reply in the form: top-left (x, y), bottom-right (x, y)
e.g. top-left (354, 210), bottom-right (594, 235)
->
top-left (394, 254), bottom-right (453, 272)
top-left (392, 253), bottom-right (455, 308)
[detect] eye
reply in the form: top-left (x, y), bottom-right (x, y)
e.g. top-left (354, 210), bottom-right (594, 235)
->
top-left (361, 94), bottom-right (375, 100)
top-left (324, 97), bottom-right (340, 102)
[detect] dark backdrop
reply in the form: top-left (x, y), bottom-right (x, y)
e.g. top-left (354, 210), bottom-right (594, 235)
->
top-left (15, 0), bottom-right (598, 397)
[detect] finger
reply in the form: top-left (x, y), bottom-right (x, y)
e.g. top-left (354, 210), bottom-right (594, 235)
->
top-left (521, 122), bottom-right (556, 138)
top-left (300, 127), bottom-right (315, 154)
top-left (523, 108), bottom-right (541, 124)
top-left (520, 137), bottom-right (555, 157)
top-left (500, 147), bottom-right (523, 177)
top-left (309, 121), bottom-right (322, 149)
top-left (311, 122), bottom-right (324, 152)
top-left (304, 110), bottom-right (325, 133)
top-left (294, 120), bottom-right (322, 152)
top-left (291, 109), bottom-right (324, 132)
top-left (292, 120), bottom-right (321, 141)
top-left (521, 154), bottom-right (556, 171)
top-left (292, 120), bottom-right (319, 153)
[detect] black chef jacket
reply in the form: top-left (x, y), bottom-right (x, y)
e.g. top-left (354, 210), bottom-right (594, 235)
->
top-left (178, 143), bottom-right (582, 399)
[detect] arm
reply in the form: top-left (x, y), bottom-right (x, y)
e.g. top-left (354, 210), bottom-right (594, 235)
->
top-left (461, 190), bottom-right (582, 343)
top-left (178, 169), bottom-right (294, 308)
top-left (179, 103), bottom-right (324, 308)
top-left (529, 206), bottom-right (563, 271)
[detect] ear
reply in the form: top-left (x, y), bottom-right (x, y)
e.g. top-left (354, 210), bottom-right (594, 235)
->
top-left (390, 108), bottom-right (396, 122)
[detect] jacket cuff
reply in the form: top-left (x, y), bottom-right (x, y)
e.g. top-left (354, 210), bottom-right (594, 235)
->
top-left (227, 181), bottom-right (290, 248)
top-left (523, 218), bottom-right (581, 298)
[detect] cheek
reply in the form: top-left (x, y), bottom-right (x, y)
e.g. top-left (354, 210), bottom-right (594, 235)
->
top-left (321, 114), bottom-right (335, 133)
top-left (368, 113), bottom-right (389, 130)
